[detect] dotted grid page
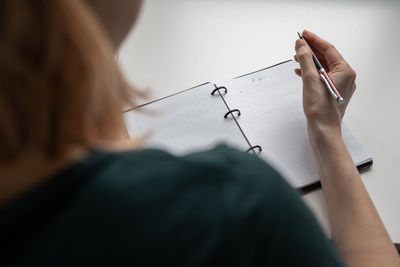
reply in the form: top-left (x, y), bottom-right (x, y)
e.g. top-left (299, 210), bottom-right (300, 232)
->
top-left (220, 60), bottom-right (372, 188)
top-left (124, 83), bottom-right (249, 155)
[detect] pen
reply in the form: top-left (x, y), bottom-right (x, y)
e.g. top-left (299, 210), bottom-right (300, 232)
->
top-left (297, 32), bottom-right (345, 104)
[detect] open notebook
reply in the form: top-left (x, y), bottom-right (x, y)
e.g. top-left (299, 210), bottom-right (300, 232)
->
top-left (124, 60), bottom-right (373, 189)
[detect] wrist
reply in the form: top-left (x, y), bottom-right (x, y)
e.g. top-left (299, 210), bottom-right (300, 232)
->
top-left (307, 123), bottom-right (343, 145)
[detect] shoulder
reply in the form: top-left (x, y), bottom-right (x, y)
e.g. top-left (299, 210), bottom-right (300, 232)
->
top-left (68, 144), bottom-right (307, 260)
top-left (36, 145), bottom-right (297, 264)
top-left (77, 144), bottom-right (299, 233)
top-left (85, 144), bottom-right (290, 200)
top-left (67, 144), bottom-right (299, 231)
top-left (5, 145), bottom-right (344, 266)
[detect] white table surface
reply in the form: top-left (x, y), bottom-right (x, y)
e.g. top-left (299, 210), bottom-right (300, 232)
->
top-left (119, 0), bottom-right (400, 243)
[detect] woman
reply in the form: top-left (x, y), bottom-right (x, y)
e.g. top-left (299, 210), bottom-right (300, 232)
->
top-left (0, 0), bottom-right (398, 266)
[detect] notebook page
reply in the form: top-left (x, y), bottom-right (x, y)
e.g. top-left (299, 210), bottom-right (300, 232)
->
top-left (220, 60), bottom-right (372, 188)
top-left (124, 83), bottom-right (249, 155)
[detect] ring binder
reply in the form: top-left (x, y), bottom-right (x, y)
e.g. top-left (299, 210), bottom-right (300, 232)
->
top-left (224, 109), bottom-right (241, 119)
top-left (212, 83), bottom-right (260, 156)
top-left (246, 145), bottom-right (262, 153)
top-left (211, 86), bottom-right (228, 96)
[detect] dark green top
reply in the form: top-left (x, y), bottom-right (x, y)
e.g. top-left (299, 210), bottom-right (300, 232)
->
top-left (0, 145), bottom-right (344, 267)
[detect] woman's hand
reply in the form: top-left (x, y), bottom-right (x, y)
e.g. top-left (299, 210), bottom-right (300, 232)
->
top-left (294, 30), bottom-right (356, 138)
top-left (294, 31), bottom-right (400, 267)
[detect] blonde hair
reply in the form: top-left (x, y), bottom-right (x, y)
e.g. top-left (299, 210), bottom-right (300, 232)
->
top-left (0, 0), bottom-right (137, 161)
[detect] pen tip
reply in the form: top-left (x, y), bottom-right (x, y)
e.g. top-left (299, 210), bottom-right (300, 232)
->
top-left (297, 32), bottom-right (302, 39)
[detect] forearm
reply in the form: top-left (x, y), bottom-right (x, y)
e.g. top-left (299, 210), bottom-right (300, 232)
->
top-left (309, 126), bottom-right (399, 267)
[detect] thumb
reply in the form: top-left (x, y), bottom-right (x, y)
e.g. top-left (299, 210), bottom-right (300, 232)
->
top-left (295, 39), bottom-right (319, 81)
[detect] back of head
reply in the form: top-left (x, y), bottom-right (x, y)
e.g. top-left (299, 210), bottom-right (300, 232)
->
top-left (0, 0), bottom-right (134, 161)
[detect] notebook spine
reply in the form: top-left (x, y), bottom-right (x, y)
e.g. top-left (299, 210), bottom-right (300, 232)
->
top-left (211, 84), bottom-right (262, 155)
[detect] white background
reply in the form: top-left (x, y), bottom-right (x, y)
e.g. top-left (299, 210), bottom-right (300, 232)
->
top-left (119, 0), bottom-right (400, 242)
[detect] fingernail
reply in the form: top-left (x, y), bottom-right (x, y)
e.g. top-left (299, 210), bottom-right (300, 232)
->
top-left (295, 39), bottom-right (304, 50)
top-left (303, 29), bottom-right (312, 37)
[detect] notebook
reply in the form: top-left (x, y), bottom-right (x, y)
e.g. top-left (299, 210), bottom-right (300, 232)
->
top-left (124, 60), bottom-right (373, 189)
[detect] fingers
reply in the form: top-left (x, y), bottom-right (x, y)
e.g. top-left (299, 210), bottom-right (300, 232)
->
top-left (296, 50), bottom-right (329, 72)
top-left (294, 56), bottom-right (301, 76)
top-left (293, 56), bottom-right (301, 76)
top-left (295, 39), bottom-right (319, 82)
top-left (302, 30), bottom-right (346, 68)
